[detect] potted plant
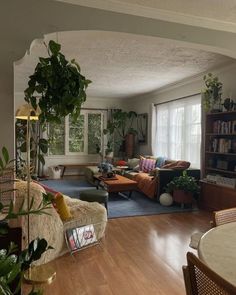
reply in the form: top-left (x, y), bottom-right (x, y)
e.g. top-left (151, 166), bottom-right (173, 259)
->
top-left (165, 171), bottom-right (199, 206)
top-left (24, 40), bottom-right (91, 124)
top-left (17, 40), bottom-right (91, 178)
top-left (0, 147), bottom-right (54, 295)
top-left (103, 109), bottom-right (137, 158)
top-left (202, 73), bottom-right (223, 112)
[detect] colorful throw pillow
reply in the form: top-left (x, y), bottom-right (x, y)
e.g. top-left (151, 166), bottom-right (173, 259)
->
top-left (139, 156), bottom-right (156, 173)
top-left (156, 157), bottom-right (167, 168)
top-left (116, 160), bottom-right (127, 166)
top-left (54, 192), bottom-right (72, 221)
top-left (33, 180), bottom-right (58, 196)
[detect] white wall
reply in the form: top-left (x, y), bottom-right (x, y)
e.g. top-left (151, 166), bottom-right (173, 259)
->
top-left (125, 62), bottom-right (236, 155)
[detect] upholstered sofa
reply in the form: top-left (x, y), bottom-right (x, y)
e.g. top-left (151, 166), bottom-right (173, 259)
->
top-left (15, 180), bottom-right (107, 265)
top-left (123, 158), bottom-right (200, 199)
top-left (84, 159), bottom-right (200, 200)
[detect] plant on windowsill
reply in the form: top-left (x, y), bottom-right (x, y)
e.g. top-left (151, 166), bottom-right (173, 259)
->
top-left (202, 73), bottom-right (223, 113)
top-left (165, 171), bottom-right (199, 205)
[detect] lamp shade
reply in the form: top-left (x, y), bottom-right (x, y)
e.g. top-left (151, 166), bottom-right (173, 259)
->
top-left (15, 103), bottom-right (41, 120)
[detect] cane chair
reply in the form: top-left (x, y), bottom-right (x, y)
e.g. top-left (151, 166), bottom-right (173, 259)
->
top-left (183, 252), bottom-right (236, 295)
top-left (212, 207), bottom-right (236, 227)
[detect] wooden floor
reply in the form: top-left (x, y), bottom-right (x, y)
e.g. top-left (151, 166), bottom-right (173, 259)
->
top-left (25, 210), bottom-right (211, 295)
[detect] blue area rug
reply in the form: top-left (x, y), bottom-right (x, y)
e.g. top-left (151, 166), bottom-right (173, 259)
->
top-left (40, 179), bottom-right (195, 219)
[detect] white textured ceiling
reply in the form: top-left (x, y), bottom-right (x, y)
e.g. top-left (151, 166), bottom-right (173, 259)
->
top-left (14, 31), bottom-right (233, 99)
top-left (55, 0), bottom-right (236, 32)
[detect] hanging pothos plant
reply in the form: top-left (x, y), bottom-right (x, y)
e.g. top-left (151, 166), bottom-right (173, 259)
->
top-left (24, 40), bottom-right (92, 124)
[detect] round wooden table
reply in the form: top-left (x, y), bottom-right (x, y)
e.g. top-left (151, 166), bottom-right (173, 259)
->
top-left (198, 222), bottom-right (236, 286)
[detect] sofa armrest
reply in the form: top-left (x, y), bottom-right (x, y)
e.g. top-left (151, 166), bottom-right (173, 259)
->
top-left (157, 168), bottom-right (200, 200)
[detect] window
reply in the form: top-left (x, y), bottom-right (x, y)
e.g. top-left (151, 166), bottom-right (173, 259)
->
top-left (48, 110), bottom-right (105, 156)
top-left (153, 95), bottom-right (201, 168)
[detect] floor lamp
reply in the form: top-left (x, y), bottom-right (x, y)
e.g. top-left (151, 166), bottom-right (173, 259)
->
top-left (15, 103), bottom-right (56, 286)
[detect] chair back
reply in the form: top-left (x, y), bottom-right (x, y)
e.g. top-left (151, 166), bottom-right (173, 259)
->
top-left (213, 208), bottom-right (236, 227)
top-left (183, 252), bottom-right (236, 295)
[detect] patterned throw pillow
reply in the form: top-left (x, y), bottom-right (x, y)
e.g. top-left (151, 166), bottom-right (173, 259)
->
top-left (139, 157), bottom-right (156, 173)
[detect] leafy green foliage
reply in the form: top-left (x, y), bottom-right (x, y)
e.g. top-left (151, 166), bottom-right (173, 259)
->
top-left (202, 73), bottom-right (223, 112)
top-left (103, 109), bottom-right (138, 155)
top-left (165, 171), bottom-right (199, 197)
top-left (0, 147), bottom-right (54, 294)
top-left (24, 40), bottom-right (92, 124)
top-left (15, 120), bottom-right (48, 178)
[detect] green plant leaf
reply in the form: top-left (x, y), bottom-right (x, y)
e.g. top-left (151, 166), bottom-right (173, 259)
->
top-left (38, 154), bottom-right (45, 166)
top-left (48, 40), bottom-right (61, 55)
top-left (0, 157), bottom-right (4, 169)
top-left (2, 147), bottom-right (9, 165)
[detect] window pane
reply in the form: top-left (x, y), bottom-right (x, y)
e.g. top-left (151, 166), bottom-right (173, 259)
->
top-left (69, 114), bottom-right (85, 153)
top-left (155, 95), bottom-right (201, 168)
top-left (69, 140), bottom-right (84, 152)
top-left (48, 120), bottom-right (65, 155)
top-left (88, 113), bottom-right (102, 154)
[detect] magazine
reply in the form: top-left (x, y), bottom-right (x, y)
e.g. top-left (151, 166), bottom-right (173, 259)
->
top-left (66, 224), bottom-right (97, 251)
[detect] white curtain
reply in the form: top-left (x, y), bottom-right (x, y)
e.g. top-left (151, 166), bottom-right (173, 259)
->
top-left (153, 95), bottom-right (201, 168)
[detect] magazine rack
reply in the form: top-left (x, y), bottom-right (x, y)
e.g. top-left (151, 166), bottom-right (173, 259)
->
top-left (64, 221), bottom-right (103, 256)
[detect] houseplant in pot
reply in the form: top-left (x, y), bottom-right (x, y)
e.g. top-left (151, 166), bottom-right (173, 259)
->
top-left (202, 72), bottom-right (223, 112)
top-left (165, 171), bottom-right (199, 206)
top-left (103, 109), bottom-right (137, 158)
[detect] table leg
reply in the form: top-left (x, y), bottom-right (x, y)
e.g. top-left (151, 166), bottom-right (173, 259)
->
top-left (60, 166), bottom-right (66, 177)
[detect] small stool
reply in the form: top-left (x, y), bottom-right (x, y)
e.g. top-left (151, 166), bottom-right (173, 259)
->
top-left (80, 189), bottom-right (108, 211)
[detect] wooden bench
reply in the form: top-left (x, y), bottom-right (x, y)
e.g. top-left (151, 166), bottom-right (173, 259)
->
top-left (59, 163), bottom-right (98, 177)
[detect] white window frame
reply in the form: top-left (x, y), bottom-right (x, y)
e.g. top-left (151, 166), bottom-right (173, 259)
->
top-left (154, 94), bottom-right (201, 168)
top-left (48, 109), bottom-right (106, 156)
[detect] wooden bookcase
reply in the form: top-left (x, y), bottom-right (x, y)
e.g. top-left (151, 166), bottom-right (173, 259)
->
top-left (200, 110), bottom-right (236, 210)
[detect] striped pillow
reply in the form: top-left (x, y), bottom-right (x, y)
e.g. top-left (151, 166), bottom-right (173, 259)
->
top-left (139, 157), bottom-right (156, 173)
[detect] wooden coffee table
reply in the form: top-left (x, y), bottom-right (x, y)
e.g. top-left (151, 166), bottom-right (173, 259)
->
top-left (94, 174), bottom-right (137, 197)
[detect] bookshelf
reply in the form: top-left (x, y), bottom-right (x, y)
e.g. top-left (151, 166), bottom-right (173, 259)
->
top-left (201, 110), bottom-right (236, 210)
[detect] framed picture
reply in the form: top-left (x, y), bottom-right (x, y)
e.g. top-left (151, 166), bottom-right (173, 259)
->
top-left (66, 224), bottom-right (97, 252)
top-left (137, 113), bottom-right (148, 144)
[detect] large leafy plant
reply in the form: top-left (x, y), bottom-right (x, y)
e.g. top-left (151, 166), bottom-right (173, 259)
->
top-left (24, 40), bottom-right (91, 124)
top-left (0, 147), bottom-right (54, 295)
top-left (165, 171), bottom-right (199, 197)
top-left (15, 120), bottom-right (48, 178)
top-left (202, 73), bottom-right (223, 112)
top-left (103, 110), bottom-right (137, 155)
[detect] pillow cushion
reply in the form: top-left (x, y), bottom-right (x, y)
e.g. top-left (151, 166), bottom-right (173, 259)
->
top-left (34, 180), bottom-right (58, 196)
top-left (54, 192), bottom-right (72, 221)
top-left (162, 160), bottom-right (190, 170)
top-left (156, 157), bottom-right (167, 168)
top-left (133, 164), bottom-right (140, 172)
top-left (139, 156), bottom-right (156, 173)
top-left (128, 158), bottom-right (140, 169)
top-left (116, 160), bottom-right (127, 166)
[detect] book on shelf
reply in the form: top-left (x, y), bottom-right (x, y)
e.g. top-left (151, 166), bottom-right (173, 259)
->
top-left (210, 138), bottom-right (233, 153)
top-left (212, 119), bottom-right (236, 134)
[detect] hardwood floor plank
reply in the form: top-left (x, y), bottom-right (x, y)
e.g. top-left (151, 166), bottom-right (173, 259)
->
top-left (24, 211), bottom-right (211, 295)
